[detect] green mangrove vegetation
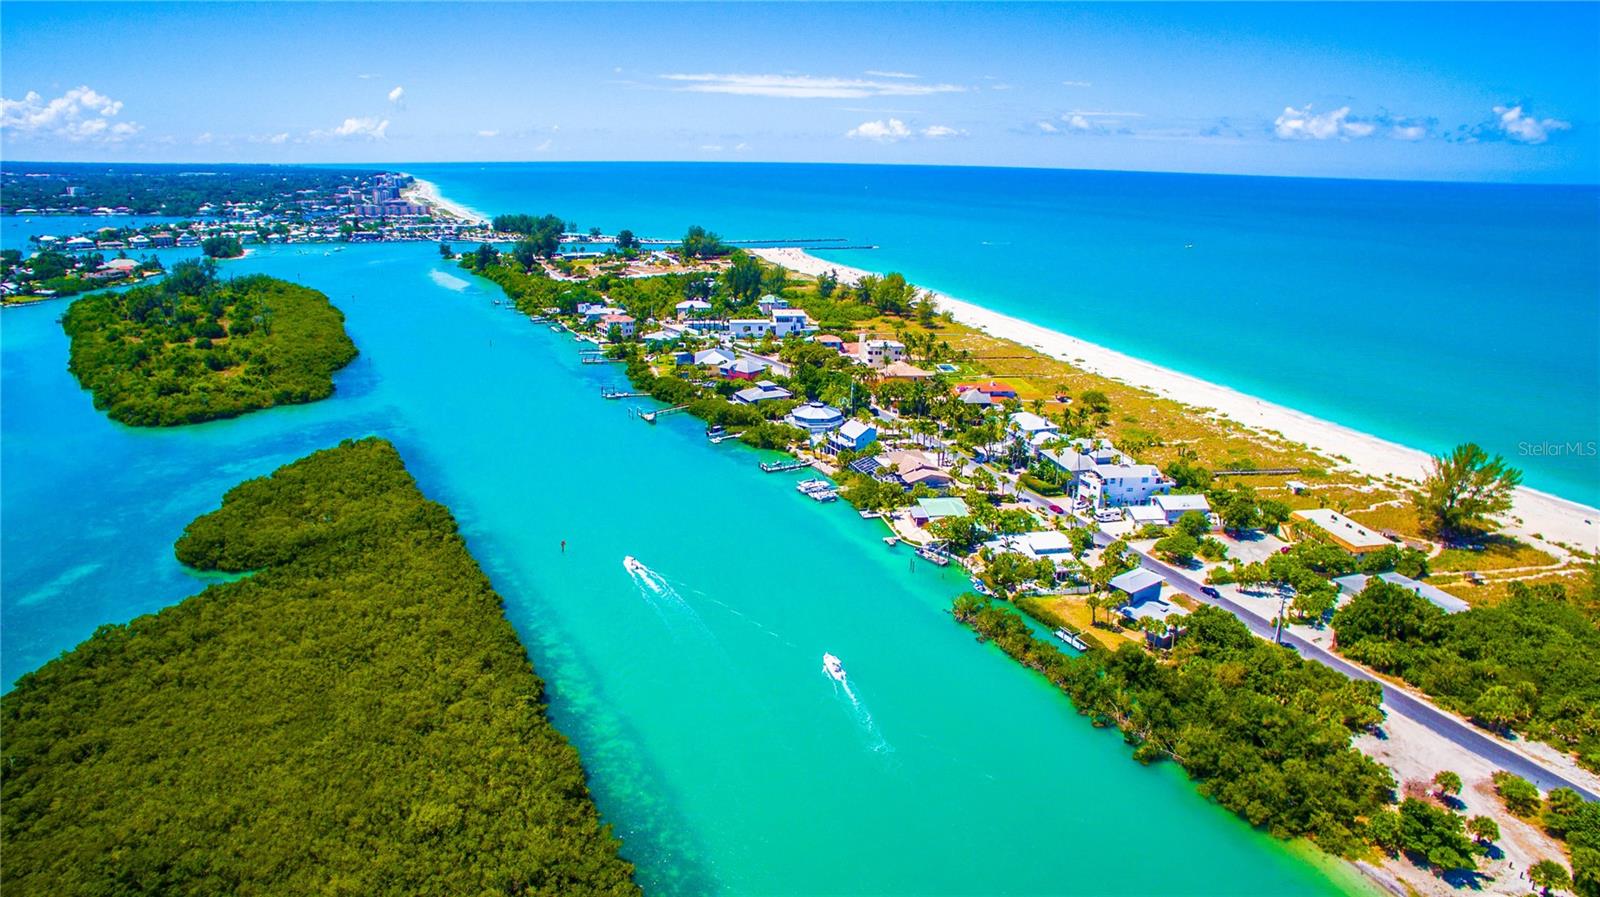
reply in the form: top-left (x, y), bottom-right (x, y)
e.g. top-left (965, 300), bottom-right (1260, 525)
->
top-left (1333, 574), bottom-right (1600, 772)
top-left (0, 438), bottom-right (641, 897)
top-left (62, 259), bottom-right (358, 426)
top-left (952, 596), bottom-right (1395, 856)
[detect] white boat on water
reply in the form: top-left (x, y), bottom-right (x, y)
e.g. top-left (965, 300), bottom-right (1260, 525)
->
top-left (1054, 628), bottom-right (1089, 651)
top-left (622, 555), bottom-right (647, 576)
top-left (795, 478), bottom-right (832, 493)
top-left (916, 546), bottom-right (951, 567)
top-left (822, 652), bottom-right (847, 682)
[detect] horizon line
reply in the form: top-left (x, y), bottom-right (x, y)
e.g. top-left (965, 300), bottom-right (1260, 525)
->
top-left (2, 157), bottom-right (1595, 190)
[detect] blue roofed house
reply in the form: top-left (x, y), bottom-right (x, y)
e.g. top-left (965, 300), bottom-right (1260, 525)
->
top-left (1109, 568), bottom-right (1164, 605)
top-left (829, 419), bottom-right (878, 453)
top-left (1109, 568), bottom-right (1189, 646)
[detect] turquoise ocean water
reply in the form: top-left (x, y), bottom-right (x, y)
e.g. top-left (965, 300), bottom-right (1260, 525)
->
top-left (2, 233), bottom-right (1374, 895)
top-left (407, 163), bottom-right (1600, 507)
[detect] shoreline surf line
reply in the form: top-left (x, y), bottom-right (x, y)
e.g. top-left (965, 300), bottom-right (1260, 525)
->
top-left (749, 246), bottom-right (1598, 551)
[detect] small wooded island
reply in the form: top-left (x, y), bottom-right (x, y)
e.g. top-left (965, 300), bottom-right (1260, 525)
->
top-left (61, 259), bottom-right (357, 426)
top-left (0, 438), bottom-right (641, 897)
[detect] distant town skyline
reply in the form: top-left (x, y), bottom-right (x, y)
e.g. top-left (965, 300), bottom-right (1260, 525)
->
top-left (2, 2), bottom-right (1596, 183)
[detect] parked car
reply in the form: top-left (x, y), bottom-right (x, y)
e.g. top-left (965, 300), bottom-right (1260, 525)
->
top-left (1200, 586), bottom-right (1221, 599)
top-left (1047, 503), bottom-right (1065, 514)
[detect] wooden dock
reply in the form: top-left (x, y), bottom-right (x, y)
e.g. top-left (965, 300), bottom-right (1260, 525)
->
top-left (638, 404), bottom-right (689, 423)
top-left (759, 459), bottom-right (813, 473)
top-left (601, 387), bottom-right (650, 399)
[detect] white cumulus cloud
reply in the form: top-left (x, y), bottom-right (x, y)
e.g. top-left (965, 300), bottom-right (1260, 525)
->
top-left (388, 86), bottom-right (405, 104)
top-left (1491, 105), bottom-right (1570, 144)
top-left (316, 116), bottom-right (389, 140)
top-left (1, 85), bottom-right (141, 142)
top-left (847, 118), bottom-right (913, 142)
top-left (921, 125), bottom-right (965, 138)
top-left (1273, 104), bottom-right (1373, 141)
top-left (1036, 120), bottom-right (1060, 133)
top-left (660, 73), bottom-right (964, 99)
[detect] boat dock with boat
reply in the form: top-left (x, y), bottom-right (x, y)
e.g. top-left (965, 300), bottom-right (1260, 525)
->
top-left (1053, 628), bottom-right (1089, 651)
top-left (796, 478), bottom-right (839, 502)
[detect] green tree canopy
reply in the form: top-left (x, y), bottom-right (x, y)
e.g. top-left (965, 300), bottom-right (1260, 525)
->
top-left (1, 439), bottom-right (640, 896)
top-left (1413, 442), bottom-right (1523, 541)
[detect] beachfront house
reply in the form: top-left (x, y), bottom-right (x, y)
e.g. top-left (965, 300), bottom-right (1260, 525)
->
top-left (720, 357), bottom-right (769, 381)
top-left (1331, 572), bottom-right (1470, 614)
top-left (733, 380), bottom-right (794, 405)
top-left (829, 419), bottom-right (879, 453)
top-left (1283, 508), bottom-right (1390, 554)
top-left (1081, 464), bottom-right (1171, 509)
top-left (849, 335), bottom-right (905, 368)
top-left (758, 294), bottom-right (790, 315)
top-left (1153, 493), bottom-right (1211, 525)
top-left (786, 401), bottom-right (846, 438)
top-left (910, 496), bottom-right (970, 527)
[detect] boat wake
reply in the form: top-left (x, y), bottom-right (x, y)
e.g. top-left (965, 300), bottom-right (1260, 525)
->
top-left (622, 556), bottom-right (718, 643)
top-left (824, 658), bottom-right (892, 754)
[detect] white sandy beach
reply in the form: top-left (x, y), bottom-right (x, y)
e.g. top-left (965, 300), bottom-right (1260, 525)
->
top-left (751, 247), bottom-right (1599, 551)
top-left (402, 175), bottom-right (488, 225)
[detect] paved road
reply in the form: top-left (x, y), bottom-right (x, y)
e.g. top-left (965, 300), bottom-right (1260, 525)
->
top-left (991, 466), bottom-right (1596, 800)
top-left (1130, 545), bottom-right (1600, 802)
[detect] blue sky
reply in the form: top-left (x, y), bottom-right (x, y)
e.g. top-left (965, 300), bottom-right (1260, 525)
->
top-left (3, 2), bottom-right (1596, 182)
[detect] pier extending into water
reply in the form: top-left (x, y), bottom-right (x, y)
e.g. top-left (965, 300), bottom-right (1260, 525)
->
top-left (759, 459), bottom-right (813, 473)
top-left (637, 405), bottom-right (690, 423)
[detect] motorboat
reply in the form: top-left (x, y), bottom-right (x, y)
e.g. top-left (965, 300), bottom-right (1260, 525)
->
top-left (916, 546), bottom-right (951, 567)
top-left (622, 555), bottom-right (647, 576)
top-left (822, 653), bottom-right (846, 682)
top-left (1054, 628), bottom-right (1089, 651)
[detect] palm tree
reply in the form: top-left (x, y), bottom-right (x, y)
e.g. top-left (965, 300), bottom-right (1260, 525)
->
top-left (1086, 593), bottom-right (1102, 625)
